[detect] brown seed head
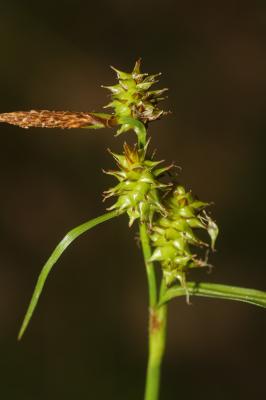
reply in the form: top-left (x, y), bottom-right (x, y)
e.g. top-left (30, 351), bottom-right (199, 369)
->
top-left (0, 110), bottom-right (115, 129)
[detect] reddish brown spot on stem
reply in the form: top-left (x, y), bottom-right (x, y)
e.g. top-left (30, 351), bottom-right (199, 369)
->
top-left (150, 308), bottom-right (162, 333)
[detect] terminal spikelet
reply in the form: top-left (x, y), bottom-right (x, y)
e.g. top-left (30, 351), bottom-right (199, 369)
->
top-left (103, 59), bottom-right (168, 135)
top-left (150, 185), bottom-right (219, 291)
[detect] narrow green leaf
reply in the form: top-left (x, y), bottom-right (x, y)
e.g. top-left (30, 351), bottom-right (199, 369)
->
top-left (18, 210), bottom-right (120, 340)
top-left (159, 282), bottom-right (266, 308)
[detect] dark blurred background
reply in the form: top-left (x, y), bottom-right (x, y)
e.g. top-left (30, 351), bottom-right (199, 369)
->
top-left (0, 1), bottom-right (265, 399)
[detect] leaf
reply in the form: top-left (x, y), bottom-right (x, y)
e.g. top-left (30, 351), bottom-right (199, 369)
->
top-left (18, 210), bottom-right (120, 340)
top-left (159, 282), bottom-right (266, 308)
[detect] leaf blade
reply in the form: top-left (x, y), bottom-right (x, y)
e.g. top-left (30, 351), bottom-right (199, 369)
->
top-left (18, 210), bottom-right (120, 340)
top-left (159, 282), bottom-right (266, 308)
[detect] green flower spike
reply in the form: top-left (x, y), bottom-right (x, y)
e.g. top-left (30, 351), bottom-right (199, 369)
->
top-left (103, 59), bottom-right (168, 137)
top-left (103, 142), bottom-right (172, 226)
top-left (150, 185), bottom-right (219, 293)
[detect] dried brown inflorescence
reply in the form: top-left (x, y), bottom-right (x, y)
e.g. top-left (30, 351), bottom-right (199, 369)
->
top-left (0, 110), bottom-right (116, 129)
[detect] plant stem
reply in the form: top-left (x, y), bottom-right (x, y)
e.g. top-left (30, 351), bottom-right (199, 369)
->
top-left (145, 282), bottom-right (167, 400)
top-left (145, 304), bottom-right (167, 400)
top-left (139, 222), bottom-right (157, 308)
top-left (139, 222), bottom-right (168, 400)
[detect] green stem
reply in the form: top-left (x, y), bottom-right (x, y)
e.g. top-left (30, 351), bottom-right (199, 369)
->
top-left (118, 117), bottom-right (147, 148)
top-left (139, 222), bottom-right (168, 400)
top-left (139, 223), bottom-right (157, 308)
top-left (18, 210), bottom-right (120, 340)
top-left (145, 283), bottom-right (167, 400)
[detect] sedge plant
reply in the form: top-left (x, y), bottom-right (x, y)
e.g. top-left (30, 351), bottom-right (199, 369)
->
top-left (1, 60), bottom-right (266, 400)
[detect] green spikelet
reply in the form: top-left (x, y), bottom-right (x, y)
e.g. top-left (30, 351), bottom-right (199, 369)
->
top-left (150, 185), bottom-right (219, 289)
top-left (103, 59), bottom-right (168, 135)
top-left (104, 142), bottom-right (171, 226)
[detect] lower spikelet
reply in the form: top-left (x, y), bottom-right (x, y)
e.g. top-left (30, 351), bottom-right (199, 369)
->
top-left (150, 186), bottom-right (219, 291)
top-left (0, 110), bottom-right (115, 129)
top-left (104, 142), bottom-right (172, 226)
